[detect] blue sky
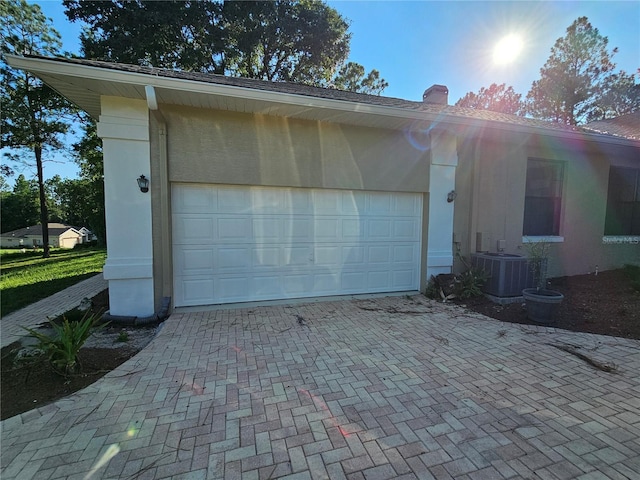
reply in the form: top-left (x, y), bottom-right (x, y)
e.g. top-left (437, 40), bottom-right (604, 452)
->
top-left (9, 0), bottom-right (640, 184)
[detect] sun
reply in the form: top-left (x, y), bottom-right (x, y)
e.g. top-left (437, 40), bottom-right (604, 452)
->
top-left (493, 34), bottom-right (523, 64)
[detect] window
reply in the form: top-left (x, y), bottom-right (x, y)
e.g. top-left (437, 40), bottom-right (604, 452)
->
top-left (523, 159), bottom-right (564, 236)
top-left (604, 167), bottom-right (640, 235)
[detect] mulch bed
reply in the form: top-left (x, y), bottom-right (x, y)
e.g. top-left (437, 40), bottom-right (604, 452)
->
top-left (458, 269), bottom-right (640, 340)
top-left (1, 346), bottom-right (137, 421)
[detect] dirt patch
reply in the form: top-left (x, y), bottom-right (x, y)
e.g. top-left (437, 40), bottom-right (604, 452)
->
top-left (1, 290), bottom-right (159, 420)
top-left (458, 269), bottom-right (640, 340)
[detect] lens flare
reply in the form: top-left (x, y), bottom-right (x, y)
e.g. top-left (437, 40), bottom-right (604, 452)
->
top-left (84, 444), bottom-right (120, 479)
top-left (493, 34), bottom-right (523, 64)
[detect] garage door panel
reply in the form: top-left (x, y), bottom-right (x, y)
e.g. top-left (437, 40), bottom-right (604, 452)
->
top-left (315, 219), bottom-right (339, 239)
top-left (173, 217), bottom-right (214, 243)
top-left (252, 247), bottom-right (280, 267)
top-left (173, 184), bottom-right (421, 306)
top-left (218, 187), bottom-right (251, 213)
top-left (341, 271), bottom-right (367, 290)
top-left (313, 273), bottom-right (339, 293)
top-left (393, 194), bottom-right (421, 215)
top-left (312, 190), bottom-right (342, 214)
top-left (342, 219), bottom-right (363, 239)
top-left (394, 219), bottom-right (420, 239)
top-left (217, 217), bottom-right (251, 240)
top-left (173, 185), bottom-right (217, 214)
top-left (178, 277), bottom-right (214, 305)
top-left (178, 248), bottom-right (215, 274)
top-left (250, 276), bottom-right (282, 297)
top-left (287, 246), bottom-right (312, 266)
top-left (368, 245), bottom-right (391, 264)
top-left (252, 218), bottom-right (281, 240)
top-left (368, 271), bottom-right (391, 289)
top-left (393, 270), bottom-right (416, 289)
top-left (368, 193), bottom-right (393, 214)
top-left (342, 246), bottom-right (365, 264)
top-left (393, 245), bottom-right (416, 263)
top-left (341, 191), bottom-right (366, 214)
top-left (314, 246), bottom-right (340, 267)
top-left (369, 219), bottom-right (392, 238)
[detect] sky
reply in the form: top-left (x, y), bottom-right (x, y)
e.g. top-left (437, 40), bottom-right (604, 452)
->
top-left (7, 0), bottom-right (640, 184)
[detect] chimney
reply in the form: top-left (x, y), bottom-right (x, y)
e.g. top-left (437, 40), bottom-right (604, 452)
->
top-left (423, 84), bottom-right (448, 105)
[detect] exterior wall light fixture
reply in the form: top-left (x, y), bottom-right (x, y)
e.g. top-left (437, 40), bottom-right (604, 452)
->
top-left (137, 174), bottom-right (149, 193)
top-left (447, 190), bottom-right (457, 203)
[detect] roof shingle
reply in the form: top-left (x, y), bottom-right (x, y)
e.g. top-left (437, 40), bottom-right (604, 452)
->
top-left (21, 55), bottom-right (640, 143)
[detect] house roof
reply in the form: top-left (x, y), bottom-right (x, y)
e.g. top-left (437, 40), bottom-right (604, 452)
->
top-left (5, 54), bottom-right (639, 148)
top-left (583, 112), bottom-right (640, 141)
top-left (1, 223), bottom-right (80, 238)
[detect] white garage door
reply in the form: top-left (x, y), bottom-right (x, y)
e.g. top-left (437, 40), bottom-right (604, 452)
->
top-left (172, 184), bottom-right (422, 307)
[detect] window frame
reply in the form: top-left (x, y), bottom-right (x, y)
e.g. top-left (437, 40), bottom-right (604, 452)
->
top-left (604, 166), bottom-right (640, 236)
top-left (522, 158), bottom-right (565, 238)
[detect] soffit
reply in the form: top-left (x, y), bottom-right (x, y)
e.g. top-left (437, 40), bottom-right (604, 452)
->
top-left (8, 55), bottom-right (640, 149)
top-left (30, 68), bottom-right (431, 131)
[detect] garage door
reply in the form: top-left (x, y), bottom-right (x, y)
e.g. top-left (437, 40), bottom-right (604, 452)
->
top-left (172, 184), bottom-right (422, 307)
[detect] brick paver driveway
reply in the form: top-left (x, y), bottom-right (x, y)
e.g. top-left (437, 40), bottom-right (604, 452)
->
top-left (2, 295), bottom-right (639, 479)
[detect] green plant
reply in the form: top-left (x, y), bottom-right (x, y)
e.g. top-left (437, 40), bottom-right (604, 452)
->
top-left (523, 239), bottom-right (551, 290)
top-left (425, 276), bottom-right (440, 299)
top-left (116, 330), bottom-right (129, 343)
top-left (455, 267), bottom-right (489, 299)
top-left (23, 311), bottom-right (105, 375)
top-left (453, 249), bottom-right (489, 299)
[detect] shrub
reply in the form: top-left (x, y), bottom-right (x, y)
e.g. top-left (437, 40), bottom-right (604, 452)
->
top-left (455, 267), bottom-right (489, 299)
top-left (116, 330), bottom-right (129, 343)
top-left (23, 311), bottom-right (105, 375)
top-left (425, 276), bottom-right (440, 299)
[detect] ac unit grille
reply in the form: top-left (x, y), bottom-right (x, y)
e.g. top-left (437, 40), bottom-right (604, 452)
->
top-left (471, 253), bottom-right (535, 297)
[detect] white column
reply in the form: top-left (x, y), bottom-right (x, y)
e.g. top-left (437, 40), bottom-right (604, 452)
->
top-left (97, 97), bottom-right (154, 317)
top-left (426, 129), bottom-right (458, 280)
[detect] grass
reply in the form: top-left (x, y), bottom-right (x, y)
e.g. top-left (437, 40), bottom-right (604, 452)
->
top-left (0, 247), bottom-right (106, 316)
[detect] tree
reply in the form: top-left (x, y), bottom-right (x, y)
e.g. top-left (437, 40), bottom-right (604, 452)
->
top-left (63, 0), bottom-right (225, 73)
top-left (63, 0), bottom-right (386, 91)
top-left (1, 0), bottom-right (75, 257)
top-left (0, 174), bottom-right (40, 233)
top-left (333, 62), bottom-right (388, 95)
top-left (591, 69), bottom-right (640, 120)
top-left (68, 121), bottom-right (106, 243)
top-left (456, 83), bottom-right (524, 115)
top-left (525, 17), bottom-right (622, 125)
top-left (221, 0), bottom-right (350, 85)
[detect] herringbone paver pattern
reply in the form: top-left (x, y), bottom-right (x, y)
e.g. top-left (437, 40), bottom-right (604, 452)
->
top-left (2, 295), bottom-right (639, 479)
top-left (1, 273), bottom-right (108, 348)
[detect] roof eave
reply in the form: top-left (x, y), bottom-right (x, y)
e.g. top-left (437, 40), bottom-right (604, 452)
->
top-left (6, 55), bottom-right (639, 148)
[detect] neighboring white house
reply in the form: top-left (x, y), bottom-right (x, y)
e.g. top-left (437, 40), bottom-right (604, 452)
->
top-left (0, 223), bottom-right (85, 249)
top-left (74, 226), bottom-right (96, 243)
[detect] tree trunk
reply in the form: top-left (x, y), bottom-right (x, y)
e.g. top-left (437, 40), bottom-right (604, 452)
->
top-left (35, 144), bottom-right (50, 258)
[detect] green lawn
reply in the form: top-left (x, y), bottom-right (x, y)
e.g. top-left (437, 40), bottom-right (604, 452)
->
top-left (0, 247), bottom-right (107, 317)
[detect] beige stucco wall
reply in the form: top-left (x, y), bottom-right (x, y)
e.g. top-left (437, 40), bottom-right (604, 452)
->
top-left (454, 130), bottom-right (640, 277)
top-left (163, 105), bottom-right (429, 193)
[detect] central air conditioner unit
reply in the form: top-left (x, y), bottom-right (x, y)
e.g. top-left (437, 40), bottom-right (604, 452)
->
top-left (471, 253), bottom-right (534, 297)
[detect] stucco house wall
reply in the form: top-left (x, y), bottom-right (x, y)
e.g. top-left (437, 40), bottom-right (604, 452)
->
top-left (454, 129), bottom-right (640, 278)
top-left (163, 105), bottom-right (430, 193)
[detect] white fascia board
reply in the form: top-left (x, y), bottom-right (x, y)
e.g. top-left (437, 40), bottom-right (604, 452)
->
top-left (6, 55), bottom-right (429, 124)
top-left (6, 55), bottom-right (640, 148)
